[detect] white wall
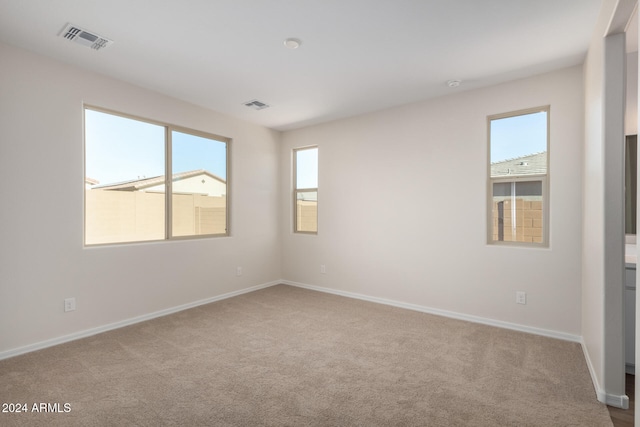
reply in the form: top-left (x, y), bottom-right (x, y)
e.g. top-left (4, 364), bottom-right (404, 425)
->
top-left (582, 2), bottom-right (608, 404)
top-left (603, 32), bottom-right (627, 406)
top-left (582, 0), bottom-right (633, 408)
top-left (280, 66), bottom-right (584, 336)
top-left (0, 6), bottom-right (631, 409)
top-left (0, 42), bottom-right (281, 356)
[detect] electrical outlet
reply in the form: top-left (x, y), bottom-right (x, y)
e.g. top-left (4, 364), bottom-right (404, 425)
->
top-left (320, 264), bottom-right (326, 274)
top-left (516, 291), bottom-right (526, 305)
top-left (236, 267), bottom-right (242, 276)
top-left (64, 297), bottom-right (76, 312)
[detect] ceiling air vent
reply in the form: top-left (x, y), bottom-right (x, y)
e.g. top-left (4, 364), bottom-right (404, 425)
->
top-left (243, 99), bottom-right (270, 110)
top-left (59, 24), bottom-right (113, 50)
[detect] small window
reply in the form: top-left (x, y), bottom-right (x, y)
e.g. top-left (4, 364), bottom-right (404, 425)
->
top-left (84, 107), bottom-right (229, 245)
top-left (294, 146), bottom-right (318, 234)
top-left (488, 107), bottom-right (549, 246)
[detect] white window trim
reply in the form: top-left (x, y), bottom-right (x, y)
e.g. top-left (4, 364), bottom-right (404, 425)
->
top-left (293, 146), bottom-right (318, 235)
top-left (487, 106), bottom-right (550, 247)
top-left (84, 105), bottom-right (231, 246)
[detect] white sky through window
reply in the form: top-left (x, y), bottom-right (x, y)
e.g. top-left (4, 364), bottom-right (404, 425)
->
top-left (490, 111), bottom-right (547, 164)
top-left (85, 109), bottom-right (227, 186)
top-left (296, 147), bottom-right (318, 189)
top-left (172, 130), bottom-right (226, 180)
top-left (85, 109), bottom-right (164, 185)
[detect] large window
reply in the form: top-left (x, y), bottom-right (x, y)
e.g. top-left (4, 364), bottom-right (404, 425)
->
top-left (294, 146), bottom-right (318, 234)
top-left (488, 106), bottom-right (549, 246)
top-left (84, 107), bottom-right (229, 245)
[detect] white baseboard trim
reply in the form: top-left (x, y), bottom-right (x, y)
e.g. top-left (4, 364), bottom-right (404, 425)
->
top-left (0, 280), bottom-right (584, 360)
top-left (282, 280), bottom-right (582, 343)
top-left (285, 281), bottom-right (632, 407)
top-left (4, 278), bottom-right (621, 409)
top-left (0, 280), bottom-right (281, 361)
top-left (580, 339), bottom-right (612, 406)
top-left (606, 393), bottom-right (630, 409)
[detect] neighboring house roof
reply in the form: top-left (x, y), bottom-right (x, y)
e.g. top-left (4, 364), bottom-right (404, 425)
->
top-left (93, 169), bottom-right (225, 191)
top-left (85, 177), bottom-right (100, 186)
top-left (491, 152), bottom-right (547, 177)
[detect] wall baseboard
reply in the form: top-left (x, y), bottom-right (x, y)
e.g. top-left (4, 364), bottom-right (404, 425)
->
top-left (282, 280), bottom-right (582, 343)
top-left (606, 392), bottom-right (630, 409)
top-left (0, 280), bottom-right (280, 361)
top-left (579, 339), bottom-right (629, 409)
top-left (3, 278), bottom-right (622, 410)
top-left (580, 339), bottom-right (615, 407)
top-left (283, 281), bottom-right (634, 408)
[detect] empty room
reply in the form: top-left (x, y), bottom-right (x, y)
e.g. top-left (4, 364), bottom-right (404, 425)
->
top-left (0, 0), bottom-right (638, 425)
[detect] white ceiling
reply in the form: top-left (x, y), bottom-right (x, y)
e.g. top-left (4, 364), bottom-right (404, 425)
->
top-left (0, 0), bottom-right (603, 131)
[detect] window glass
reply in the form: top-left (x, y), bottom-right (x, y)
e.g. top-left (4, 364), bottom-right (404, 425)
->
top-left (171, 130), bottom-right (227, 237)
top-left (491, 181), bottom-right (543, 243)
top-left (295, 148), bottom-right (318, 188)
top-left (489, 108), bottom-right (548, 246)
top-left (84, 107), bottom-right (229, 245)
top-left (294, 147), bottom-right (318, 233)
top-left (85, 110), bottom-right (165, 245)
top-left (490, 111), bottom-right (547, 177)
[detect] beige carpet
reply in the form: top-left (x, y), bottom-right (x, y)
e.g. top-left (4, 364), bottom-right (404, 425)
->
top-left (1, 285), bottom-right (613, 426)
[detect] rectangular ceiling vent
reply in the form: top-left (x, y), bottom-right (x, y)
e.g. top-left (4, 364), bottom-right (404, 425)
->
top-left (243, 99), bottom-right (270, 110)
top-left (59, 24), bottom-right (113, 51)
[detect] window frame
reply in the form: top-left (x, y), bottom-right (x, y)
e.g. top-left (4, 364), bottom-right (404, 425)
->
top-left (293, 146), bottom-right (318, 235)
top-left (487, 106), bottom-right (550, 247)
top-left (83, 105), bottom-right (231, 246)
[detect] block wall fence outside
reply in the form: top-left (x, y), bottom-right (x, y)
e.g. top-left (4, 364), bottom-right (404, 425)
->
top-left (491, 198), bottom-right (543, 243)
top-left (85, 190), bottom-right (226, 244)
top-left (296, 201), bottom-right (318, 233)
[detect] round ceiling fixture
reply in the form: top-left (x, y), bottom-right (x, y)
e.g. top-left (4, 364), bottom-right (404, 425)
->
top-left (447, 79), bottom-right (461, 88)
top-left (284, 38), bottom-right (302, 49)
